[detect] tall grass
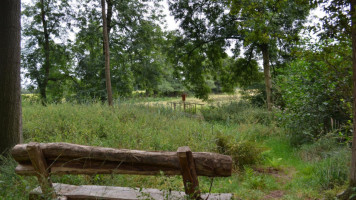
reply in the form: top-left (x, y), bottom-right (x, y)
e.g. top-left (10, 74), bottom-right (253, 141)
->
top-left (22, 101), bottom-right (216, 151)
top-left (0, 101), bottom-right (351, 199)
top-left (200, 101), bottom-right (272, 125)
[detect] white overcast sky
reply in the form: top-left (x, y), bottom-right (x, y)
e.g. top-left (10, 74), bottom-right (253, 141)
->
top-left (162, 0), bottom-right (179, 31)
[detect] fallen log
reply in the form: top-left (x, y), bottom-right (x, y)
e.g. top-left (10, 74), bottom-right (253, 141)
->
top-left (12, 143), bottom-right (232, 177)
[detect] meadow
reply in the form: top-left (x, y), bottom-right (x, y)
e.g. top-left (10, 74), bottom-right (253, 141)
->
top-left (0, 96), bottom-right (351, 199)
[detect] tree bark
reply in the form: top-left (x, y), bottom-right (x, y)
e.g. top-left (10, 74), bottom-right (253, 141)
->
top-left (0, 0), bottom-right (23, 155)
top-left (337, 3), bottom-right (356, 199)
top-left (261, 44), bottom-right (272, 111)
top-left (350, 0), bottom-right (356, 187)
top-left (12, 143), bottom-right (232, 177)
top-left (101, 0), bottom-right (113, 106)
top-left (106, 0), bottom-right (113, 34)
top-left (40, 0), bottom-right (50, 105)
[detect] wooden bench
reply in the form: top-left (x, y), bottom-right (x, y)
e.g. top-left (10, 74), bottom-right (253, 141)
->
top-left (11, 142), bottom-right (233, 200)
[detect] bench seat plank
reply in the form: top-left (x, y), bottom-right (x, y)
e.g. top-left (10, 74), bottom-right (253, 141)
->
top-left (29, 183), bottom-right (233, 200)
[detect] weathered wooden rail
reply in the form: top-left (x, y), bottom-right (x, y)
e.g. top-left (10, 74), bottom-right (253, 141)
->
top-left (12, 142), bottom-right (233, 200)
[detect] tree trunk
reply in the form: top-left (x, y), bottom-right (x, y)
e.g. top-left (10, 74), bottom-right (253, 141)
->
top-left (40, 0), bottom-right (50, 105)
top-left (261, 44), bottom-right (272, 111)
top-left (101, 0), bottom-right (113, 106)
top-left (106, 0), bottom-right (113, 34)
top-left (12, 142), bottom-right (232, 177)
top-left (350, 0), bottom-right (356, 187)
top-left (337, 2), bottom-right (356, 199)
top-left (0, 0), bottom-right (23, 155)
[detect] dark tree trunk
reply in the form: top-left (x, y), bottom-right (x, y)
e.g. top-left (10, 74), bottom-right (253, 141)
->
top-left (338, 2), bottom-right (356, 199)
top-left (350, 0), bottom-right (356, 187)
top-left (261, 44), bottom-right (272, 111)
top-left (0, 0), bottom-right (23, 154)
top-left (100, 0), bottom-right (113, 103)
top-left (101, 0), bottom-right (113, 106)
top-left (40, 0), bottom-right (50, 105)
top-left (106, 0), bottom-right (113, 34)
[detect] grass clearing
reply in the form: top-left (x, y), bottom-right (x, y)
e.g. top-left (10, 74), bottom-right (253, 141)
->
top-left (0, 100), bottom-right (351, 199)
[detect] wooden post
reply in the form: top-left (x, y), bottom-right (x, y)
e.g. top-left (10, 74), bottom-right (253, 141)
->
top-left (26, 142), bottom-right (56, 199)
top-left (177, 146), bottom-right (201, 200)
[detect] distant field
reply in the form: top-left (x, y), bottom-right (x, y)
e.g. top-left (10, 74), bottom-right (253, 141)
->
top-left (136, 92), bottom-right (241, 111)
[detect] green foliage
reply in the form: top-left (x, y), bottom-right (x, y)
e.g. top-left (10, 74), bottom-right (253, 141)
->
top-left (219, 58), bottom-right (263, 93)
top-left (169, 0), bottom-right (314, 100)
top-left (22, 0), bottom-right (74, 103)
top-left (1, 100), bottom-right (352, 199)
top-left (308, 150), bottom-right (349, 190)
top-left (21, 0), bottom-right (188, 102)
top-left (201, 101), bottom-right (272, 125)
top-left (276, 41), bottom-right (352, 145)
top-left (241, 167), bottom-right (276, 190)
top-left (239, 82), bottom-right (266, 107)
top-left (297, 136), bottom-right (350, 188)
top-left (21, 101), bottom-right (219, 151)
top-left (0, 155), bottom-right (36, 199)
top-left (299, 135), bottom-right (345, 162)
top-left (215, 132), bottom-right (264, 169)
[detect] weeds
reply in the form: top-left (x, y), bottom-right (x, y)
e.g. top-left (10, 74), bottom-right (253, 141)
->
top-left (201, 101), bottom-right (272, 125)
top-left (215, 132), bottom-right (265, 169)
top-left (0, 101), bottom-right (351, 199)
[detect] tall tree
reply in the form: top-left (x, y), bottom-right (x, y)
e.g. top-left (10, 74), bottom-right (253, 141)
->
top-left (73, 0), bottom-right (165, 99)
top-left (0, 0), bottom-right (22, 154)
top-left (22, 0), bottom-right (72, 104)
top-left (101, 0), bottom-right (113, 106)
top-left (228, 0), bottom-right (311, 110)
top-left (169, 0), bottom-right (312, 107)
top-left (39, 0), bottom-right (50, 104)
top-left (349, 0), bottom-right (356, 195)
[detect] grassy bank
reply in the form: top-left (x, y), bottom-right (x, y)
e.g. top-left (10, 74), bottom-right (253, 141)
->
top-left (0, 100), bottom-right (350, 199)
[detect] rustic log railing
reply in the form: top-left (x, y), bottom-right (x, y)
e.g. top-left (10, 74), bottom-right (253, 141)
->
top-left (12, 142), bottom-right (232, 200)
top-left (168, 102), bottom-right (205, 113)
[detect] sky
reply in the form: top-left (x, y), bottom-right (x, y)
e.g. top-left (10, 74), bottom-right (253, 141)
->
top-left (162, 0), bottom-right (179, 31)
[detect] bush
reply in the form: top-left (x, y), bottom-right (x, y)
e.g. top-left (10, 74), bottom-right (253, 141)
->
top-left (239, 82), bottom-right (266, 108)
top-left (215, 133), bottom-right (264, 169)
top-left (201, 101), bottom-right (272, 125)
top-left (276, 42), bottom-right (353, 145)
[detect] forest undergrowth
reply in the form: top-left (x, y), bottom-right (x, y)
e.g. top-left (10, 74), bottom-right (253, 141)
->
top-left (0, 99), bottom-right (351, 199)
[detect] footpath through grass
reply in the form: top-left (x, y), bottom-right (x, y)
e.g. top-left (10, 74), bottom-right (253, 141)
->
top-left (0, 100), bottom-right (350, 199)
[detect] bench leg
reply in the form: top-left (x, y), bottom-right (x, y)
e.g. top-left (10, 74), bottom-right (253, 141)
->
top-left (27, 142), bottom-right (57, 199)
top-left (177, 146), bottom-right (202, 200)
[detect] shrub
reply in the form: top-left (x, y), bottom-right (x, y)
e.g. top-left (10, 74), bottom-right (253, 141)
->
top-left (239, 82), bottom-right (266, 108)
top-left (215, 133), bottom-right (264, 169)
top-left (201, 101), bottom-right (272, 125)
top-left (276, 42), bottom-right (352, 145)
